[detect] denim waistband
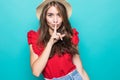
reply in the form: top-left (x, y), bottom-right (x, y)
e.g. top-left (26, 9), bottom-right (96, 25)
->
top-left (45, 69), bottom-right (82, 80)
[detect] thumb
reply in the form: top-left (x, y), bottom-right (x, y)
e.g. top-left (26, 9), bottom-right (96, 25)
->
top-left (61, 34), bottom-right (66, 40)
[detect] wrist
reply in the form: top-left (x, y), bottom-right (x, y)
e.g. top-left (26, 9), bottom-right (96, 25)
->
top-left (48, 38), bottom-right (54, 46)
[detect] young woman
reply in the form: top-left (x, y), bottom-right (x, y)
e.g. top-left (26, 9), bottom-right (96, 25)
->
top-left (27, 0), bottom-right (89, 80)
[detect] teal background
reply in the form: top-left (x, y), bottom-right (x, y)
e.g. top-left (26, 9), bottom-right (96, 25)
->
top-left (0, 0), bottom-right (120, 80)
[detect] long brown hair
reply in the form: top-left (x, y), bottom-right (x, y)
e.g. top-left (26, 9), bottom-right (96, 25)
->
top-left (37, 1), bottom-right (78, 58)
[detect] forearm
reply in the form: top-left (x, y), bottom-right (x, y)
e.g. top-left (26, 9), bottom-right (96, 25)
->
top-left (31, 40), bottom-right (53, 77)
top-left (79, 69), bottom-right (89, 80)
top-left (30, 28), bottom-right (65, 77)
top-left (83, 70), bottom-right (89, 80)
top-left (73, 54), bottom-right (89, 80)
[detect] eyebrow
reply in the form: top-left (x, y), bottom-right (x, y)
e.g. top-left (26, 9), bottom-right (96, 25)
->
top-left (47, 13), bottom-right (54, 14)
top-left (47, 12), bottom-right (59, 14)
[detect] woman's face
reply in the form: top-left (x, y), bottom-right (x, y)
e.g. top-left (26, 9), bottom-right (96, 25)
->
top-left (46, 6), bottom-right (63, 30)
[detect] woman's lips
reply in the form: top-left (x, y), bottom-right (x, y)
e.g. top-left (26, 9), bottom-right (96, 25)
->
top-left (52, 24), bottom-right (59, 27)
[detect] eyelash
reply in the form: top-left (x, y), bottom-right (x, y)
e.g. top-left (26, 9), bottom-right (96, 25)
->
top-left (48, 14), bottom-right (53, 16)
top-left (47, 14), bottom-right (61, 17)
top-left (57, 13), bottom-right (61, 17)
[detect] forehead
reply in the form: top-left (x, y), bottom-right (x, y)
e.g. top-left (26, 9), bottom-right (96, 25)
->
top-left (47, 6), bottom-right (59, 13)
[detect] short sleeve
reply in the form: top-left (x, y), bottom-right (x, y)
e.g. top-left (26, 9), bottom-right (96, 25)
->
top-left (71, 28), bottom-right (80, 45)
top-left (27, 30), bottom-right (38, 45)
top-left (27, 30), bottom-right (44, 56)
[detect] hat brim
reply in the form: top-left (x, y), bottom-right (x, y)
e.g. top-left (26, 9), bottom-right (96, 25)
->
top-left (36, 0), bottom-right (72, 20)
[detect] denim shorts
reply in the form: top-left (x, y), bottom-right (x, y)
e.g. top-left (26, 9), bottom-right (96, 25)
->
top-left (45, 69), bottom-right (82, 80)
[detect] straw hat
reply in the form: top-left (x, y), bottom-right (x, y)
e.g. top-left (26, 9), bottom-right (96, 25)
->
top-left (36, 0), bottom-right (72, 20)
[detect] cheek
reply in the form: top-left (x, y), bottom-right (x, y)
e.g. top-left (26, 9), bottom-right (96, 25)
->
top-left (46, 17), bottom-right (53, 24)
top-left (58, 18), bottom-right (62, 24)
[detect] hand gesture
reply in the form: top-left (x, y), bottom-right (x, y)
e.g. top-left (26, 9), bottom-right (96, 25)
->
top-left (50, 23), bottom-right (65, 44)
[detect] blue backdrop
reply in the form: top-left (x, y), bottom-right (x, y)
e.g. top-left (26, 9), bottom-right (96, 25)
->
top-left (0, 0), bottom-right (120, 80)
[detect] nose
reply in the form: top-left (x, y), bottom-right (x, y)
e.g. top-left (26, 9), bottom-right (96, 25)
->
top-left (53, 16), bottom-right (58, 24)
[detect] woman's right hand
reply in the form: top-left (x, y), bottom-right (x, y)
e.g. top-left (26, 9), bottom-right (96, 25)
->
top-left (49, 24), bottom-right (65, 44)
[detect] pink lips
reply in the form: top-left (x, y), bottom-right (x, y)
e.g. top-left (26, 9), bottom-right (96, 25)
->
top-left (52, 24), bottom-right (59, 27)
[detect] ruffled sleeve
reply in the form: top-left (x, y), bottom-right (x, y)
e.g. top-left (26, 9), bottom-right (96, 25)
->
top-left (71, 28), bottom-right (80, 45)
top-left (27, 30), bottom-right (38, 45)
top-left (27, 30), bottom-right (44, 56)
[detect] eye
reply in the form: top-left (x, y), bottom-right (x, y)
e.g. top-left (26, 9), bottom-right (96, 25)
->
top-left (47, 13), bottom-right (53, 17)
top-left (57, 13), bottom-right (61, 17)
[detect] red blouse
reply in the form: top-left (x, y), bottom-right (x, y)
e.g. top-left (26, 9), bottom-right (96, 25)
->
top-left (27, 28), bottom-right (79, 79)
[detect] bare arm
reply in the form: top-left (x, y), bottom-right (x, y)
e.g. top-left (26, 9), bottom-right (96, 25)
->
top-left (29, 24), bottom-right (65, 77)
top-left (73, 54), bottom-right (89, 80)
top-left (72, 46), bottom-right (89, 80)
top-left (29, 39), bottom-right (54, 77)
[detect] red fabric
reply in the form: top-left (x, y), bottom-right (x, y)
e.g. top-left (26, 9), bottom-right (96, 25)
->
top-left (27, 28), bottom-right (79, 78)
top-left (71, 28), bottom-right (79, 45)
top-left (27, 30), bottom-right (44, 56)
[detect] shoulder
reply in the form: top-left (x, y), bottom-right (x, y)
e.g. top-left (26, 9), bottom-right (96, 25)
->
top-left (72, 28), bottom-right (79, 35)
top-left (27, 30), bottom-right (38, 37)
top-left (27, 30), bottom-right (44, 56)
top-left (27, 30), bottom-right (39, 39)
top-left (27, 30), bottom-right (39, 44)
top-left (71, 28), bottom-right (79, 45)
